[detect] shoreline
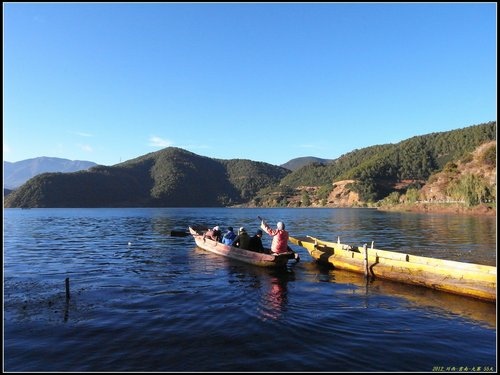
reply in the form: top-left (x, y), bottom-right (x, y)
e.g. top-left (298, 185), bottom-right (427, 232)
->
top-left (377, 203), bottom-right (496, 217)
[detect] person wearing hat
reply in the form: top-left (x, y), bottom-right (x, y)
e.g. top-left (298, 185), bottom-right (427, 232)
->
top-left (248, 229), bottom-right (266, 253)
top-left (222, 226), bottom-right (237, 245)
top-left (260, 219), bottom-right (290, 254)
top-left (204, 225), bottom-right (222, 242)
top-left (232, 227), bottom-right (250, 250)
top-left (212, 226), bottom-right (222, 242)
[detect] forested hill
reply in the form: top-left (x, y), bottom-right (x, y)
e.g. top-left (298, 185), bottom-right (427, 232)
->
top-left (4, 121), bottom-right (496, 208)
top-left (4, 148), bottom-right (290, 208)
top-left (277, 121), bottom-right (496, 202)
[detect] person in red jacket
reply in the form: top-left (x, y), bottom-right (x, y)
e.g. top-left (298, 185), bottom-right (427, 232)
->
top-left (260, 220), bottom-right (290, 254)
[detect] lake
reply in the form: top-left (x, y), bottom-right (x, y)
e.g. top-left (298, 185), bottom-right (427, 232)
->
top-left (3, 207), bottom-right (497, 372)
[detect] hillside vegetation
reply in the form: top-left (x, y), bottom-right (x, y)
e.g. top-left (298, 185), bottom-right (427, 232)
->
top-left (4, 148), bottom-right (289, 208)
top-left (251, 121), bottom-right (496, 208)
top-left (377, 140), bottom-right (496, 215)
top-left (4, 121), bottom-right (496, 210)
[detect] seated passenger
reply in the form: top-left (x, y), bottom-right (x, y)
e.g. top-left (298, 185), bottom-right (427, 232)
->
top-left (222, 226), bottom-right (237, 245)
top-left (205, 226), bottom-right (222, 242)
top-left (232, 227), bottom-right (250, 249)
top-left (248, 229), bottom-right (266, 253)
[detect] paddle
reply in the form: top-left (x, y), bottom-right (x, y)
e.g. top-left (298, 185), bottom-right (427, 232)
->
top-left (170, 230), bottom-right (190, 237)
top-left (257, 215), bottom-right (269, 226)
top-left (171, 224), bottom-right (208, 237)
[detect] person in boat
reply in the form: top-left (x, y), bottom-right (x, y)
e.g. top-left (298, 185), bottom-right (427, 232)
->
top-left (248, 229), bottom-right (266, 253)
top-left (204, 226), bottom-right (222, 242)
top-left (232, 227), bottom-right (250, 249)
top-left (260, 220), bottom-right (290, 254)
top-left (213, 226), bottom-right (222, 242)
top-left (222, 226), bottom-right (237, 245)
top-left (260, 220), bottom-right (300, 262)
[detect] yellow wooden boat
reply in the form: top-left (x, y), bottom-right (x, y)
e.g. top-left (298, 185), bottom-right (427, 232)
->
top-left (289, 235), bottom-right (496, 302)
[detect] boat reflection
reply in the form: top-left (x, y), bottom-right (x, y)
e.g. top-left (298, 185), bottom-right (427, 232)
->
top-left (257, 272), bottom-right (292, 321)
top-left (303, 262), bottom-right (496, 329)
top-left (190, 245), bottom-right (495, 328)
top-left (191, 246), bottom-right (295, 321)
top-left (225, 262), bottom-right (294, 322)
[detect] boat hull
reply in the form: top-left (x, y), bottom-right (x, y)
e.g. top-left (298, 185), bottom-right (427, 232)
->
top-left (289, 235), bottom-right (496, 302)
top-left (190, 227), bottom-right (291, 268)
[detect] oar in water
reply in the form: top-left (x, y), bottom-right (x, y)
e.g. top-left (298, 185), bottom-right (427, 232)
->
top-left (170, 230), bottom-right (190, 237)
top-left (171, 224), bottom-right (208, 237)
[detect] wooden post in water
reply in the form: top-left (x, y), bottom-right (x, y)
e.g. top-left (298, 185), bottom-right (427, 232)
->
top-left (363, 244), bottom-right (369, 277)
top-left (65, 277), bottom-right (70, 300)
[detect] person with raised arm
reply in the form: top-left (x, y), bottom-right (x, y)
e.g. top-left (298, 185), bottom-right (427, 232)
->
top-left (260, 219), bottom-right (289, 255)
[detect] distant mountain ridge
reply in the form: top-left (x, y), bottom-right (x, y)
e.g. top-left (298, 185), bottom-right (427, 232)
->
top-left (280, 157), bottom-right (332, 171)
top-left (4, 121), bottom-right (496, 208)
top-left (3, 157), bottom-right (97, 189)
top-left (4, 148), bottom-right (289, 207)
top-left (3, 155), bottom-right (326, 188)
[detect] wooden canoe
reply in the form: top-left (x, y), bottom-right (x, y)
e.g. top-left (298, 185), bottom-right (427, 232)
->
top-left (289, 235), bottom-right (496, 302)
top-left (189, 227), bottom-right (293, 268)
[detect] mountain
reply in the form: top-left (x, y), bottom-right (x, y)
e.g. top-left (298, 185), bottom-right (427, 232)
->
top-left (4, 148), bottom-right (289, 208)
top-left (251, 121), bottom-right (496, 207)
top-left (277, 121), bottom-right (496, 198)
top-left (4, 157), bottom-right (97, 189)
top-left (417, 140), bottom-right (496, 205)
top-left (280, 157), bottom-right (332, 171)
top-left (4, 121), bottom-right (496, 209)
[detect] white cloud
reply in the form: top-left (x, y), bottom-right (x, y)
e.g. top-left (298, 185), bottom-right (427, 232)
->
top-left (79, 144), bottom-right (93, 153)
top-left (149, 136), bottom-right (173, 148)
top-left (68, 131), bottom-right (93, 137)
top-left (3, 142), bottom-right (11, 154)
top-left (76, 132), bottom-right (93, 137)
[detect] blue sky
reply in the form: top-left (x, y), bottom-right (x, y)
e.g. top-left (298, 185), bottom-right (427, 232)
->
top-left (3, 3), bottom-right (497, 166)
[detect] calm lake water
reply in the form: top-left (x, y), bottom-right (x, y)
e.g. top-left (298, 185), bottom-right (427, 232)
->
top-left (3, 208), bottom-right (497, 372)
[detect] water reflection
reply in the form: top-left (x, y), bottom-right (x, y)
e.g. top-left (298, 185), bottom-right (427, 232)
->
top-left (217, 259), bottom-right (295, 322)
top-left (257, 271), bottom-right (293, 321)
top-left (4, 208), bottom-right (496, 372)
top-left (310, 264), bottom-right (497, 329)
